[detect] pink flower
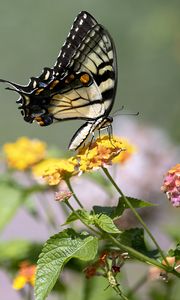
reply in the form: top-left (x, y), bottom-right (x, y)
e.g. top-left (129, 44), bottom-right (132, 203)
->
top-left (161, 164), bottom-right (180, 207)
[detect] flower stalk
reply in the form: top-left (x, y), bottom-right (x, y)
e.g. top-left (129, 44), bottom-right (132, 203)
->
top-left (65, 178), bottom-right (84, 209)
top-left (102, 167), bottom-right (170, 266)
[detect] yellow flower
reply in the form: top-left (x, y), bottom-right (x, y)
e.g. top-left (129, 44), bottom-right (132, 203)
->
top-left (30, 135), bottom-right (136, 184)
top-left (112, 137), bottom-right (136, 164)
top-left (77, 135), bottom-right (135, 173)
top-left (3, 137), bottom-right (46, 170)
top-left (13, 261), bottom-right (36, 290)
top-left (32, 157), bottom-right (78, 185)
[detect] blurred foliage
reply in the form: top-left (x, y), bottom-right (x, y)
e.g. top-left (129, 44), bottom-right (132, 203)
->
top-left (0, 0), bottom-right (180, 149)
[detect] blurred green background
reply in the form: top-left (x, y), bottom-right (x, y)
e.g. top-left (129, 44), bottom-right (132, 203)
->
top-left (0, 0), bottom-right (180, 149)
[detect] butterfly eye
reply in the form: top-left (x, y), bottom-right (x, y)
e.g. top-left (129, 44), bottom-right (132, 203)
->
top-left (80, 73), bottom-right (91, 85)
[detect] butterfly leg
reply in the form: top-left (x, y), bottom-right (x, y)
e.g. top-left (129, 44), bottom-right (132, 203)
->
top-left (107, 124), bottom-right (116, 148)
top-left (89, 132), bottom-right (95, 149)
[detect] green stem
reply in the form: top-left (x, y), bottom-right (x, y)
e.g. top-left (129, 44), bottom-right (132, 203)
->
top-left (115, 286), bottom-right (129, 300)
top-left (108, 234), bottom-right (180, 278)
top-left (66, 179), bottom-right (84, 209)
top-left (65, 200), bottom-right (101, 236)
top-left (102, 167), bottom-right (169, 265)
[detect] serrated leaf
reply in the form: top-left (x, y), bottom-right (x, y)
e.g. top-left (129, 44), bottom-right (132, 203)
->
top-left (0, 183), bottom-right (25, 230)
top-left (93, 197), bottom-right (155, 220)
top-left (119, 228), bottom-right (147, 251)
top-left (35, 229), bottom-right (98, 300)
top-left (118, 197), bottom-right (156, 215)
top-left (118, 228), bottom-right (158, 258)
top-left (64, 209), bottom-right (92, 225)
top-left (93, 205), bottom-right (116, 217)
top-left (93, 214), bottom-right (121, 233)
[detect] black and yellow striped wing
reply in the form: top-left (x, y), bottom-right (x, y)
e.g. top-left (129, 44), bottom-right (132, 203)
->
top-left (0, 11), bottom-right (117, 150)
top-left (50, 11), bottom-right (117, 122)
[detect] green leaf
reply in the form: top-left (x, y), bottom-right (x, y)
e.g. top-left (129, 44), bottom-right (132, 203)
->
top-left (117, 228), bottom-right (158, 258)
top-left (0, 183), bottom-right (25, 230)
top-left (93, 205), bottom-right (117, 218)
top-left (35, 229), bottom-right (98, 300)
top-left (93, 197), bottom-right (155, 220)
top-left (64, 209), bottom-right (93, 225)
top-left (119, 228), bottom-right (147, 252)
top-left (118, 197), bottom-right (156, 215)
top-left (168, 243), bottom-right (180, 260)
top-left (93, 214), bottom-right (121, 234)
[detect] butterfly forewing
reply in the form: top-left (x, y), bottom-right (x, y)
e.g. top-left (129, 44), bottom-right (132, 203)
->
top-left (49, 12), bottom-right (117, 122)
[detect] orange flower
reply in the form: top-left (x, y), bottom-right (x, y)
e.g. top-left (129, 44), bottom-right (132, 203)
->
top-left (77, 135), bottom-right (136, 173)
top-left (148, 257), bottom-right (180, 281)
top-left (13, 261), bottom-right (36, 290)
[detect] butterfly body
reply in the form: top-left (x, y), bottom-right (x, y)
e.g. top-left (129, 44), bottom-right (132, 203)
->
top-left (0, 11), bottom-right (117, 150)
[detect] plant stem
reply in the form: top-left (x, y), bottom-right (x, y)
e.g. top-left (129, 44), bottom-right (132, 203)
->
top-left (64, 200), bottom-right (101, 236)
top-left (66, 179), bottom-right (84, 209)
top-left (102, 167), bottom-right (169, 265)
top-left (107, 234), bottom-right (180, 278)
top-left (108, 234), bottom-right (163, 268)
top-left (114, 286), bottom-right (129, 300)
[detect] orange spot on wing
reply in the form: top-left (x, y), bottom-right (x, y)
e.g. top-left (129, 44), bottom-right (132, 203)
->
top-left (50, 80), bottom-right (59, 89)
top-left (35, 88), bottom-right (44, 95)
top-left (80, 73), bottom-right (90, 84)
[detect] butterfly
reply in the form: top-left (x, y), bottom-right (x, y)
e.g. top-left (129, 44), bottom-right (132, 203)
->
top-left (0, 11), bottom-right (117, 150)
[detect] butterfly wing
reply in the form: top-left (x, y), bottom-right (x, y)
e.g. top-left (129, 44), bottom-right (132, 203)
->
top-left (49, 11), bottom-right (117, 122)
top-left (0, 11), bottom-right (117, 150)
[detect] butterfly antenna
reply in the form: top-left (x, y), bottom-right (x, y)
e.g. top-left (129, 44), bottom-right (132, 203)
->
top-left (113, 105), bottom-right (139, 117)
top-left (122, 111), bottom-right (140, 116)
top-left (5, 87), bottom-right (24, 98)
top-left (0, 78), bottom-right (26, 93)
top-left (113, 105), bottom-right (124, 116)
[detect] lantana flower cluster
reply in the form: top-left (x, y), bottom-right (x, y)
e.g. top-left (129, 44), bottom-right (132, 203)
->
top-left (3, 137), bottom-right (46, 170)
top-left (3, 135), bottom-right (136, 186)
top-left (161, 164), bottom-right (180, 207)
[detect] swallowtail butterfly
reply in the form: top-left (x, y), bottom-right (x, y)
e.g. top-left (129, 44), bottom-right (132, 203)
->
top-left (0, 11), bottom-right (117, 150)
